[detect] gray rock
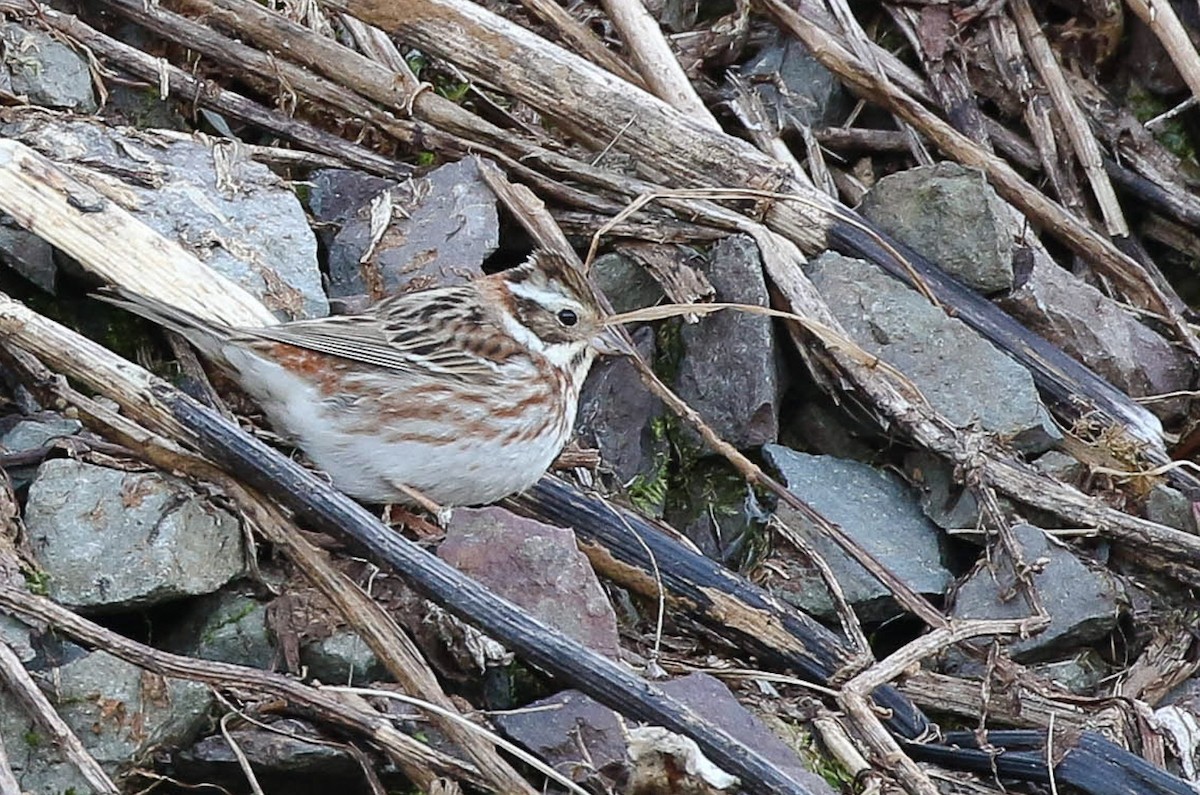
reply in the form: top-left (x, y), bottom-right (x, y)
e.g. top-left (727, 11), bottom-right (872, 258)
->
top-left (1, 118), bottom-right (326, 319)
top-left (162, 590), bottom-right (275, 670)
top-left (1032, 652), bottom-right (1109, 694)
top-left (0, 415), bottom-right (81, 452)
top-left (1, 24), bottom-right (96, 111)
top-left (905, 450), bottom-right (982, 532)
top-left (1032, 450), bottom-right (1087, 483)
top-left (308, 168), bottom-right (400, 228)
top-left (734, 35), bottom-right (848, 129)
top-left (763, 445), bottom-right (953, 620)
top-left (859, 162), bottom-right (1017, 295)
top-left (439, 507), bottom-right (620, 659)
top-left (495, 675), bottom-right (835, 794)
top-left (590, 252), bottom-right (664, 315)
top-left (1146, 485), bottom-right (1197, 534)
top-left (0, 414), bottom-right (83, 490)
top-left (950, 524), bottom-right (1121, 661)
top-left (808, 252), bottom-right (1060, 453)
top-left (0, 650), bottom-right (211, 792)
top-left (998, 252), bottom-right (1195, 422)
top-left (183, 718), bottom-right (357, 774)
top-left (0, 219), bottom-right (56, 293)
top-left (0, 562), bottom-right (33, 664)
top-left (493, 689), bottom-right (628, 788)
top-left (676, 235), bottom-right (780, 450)
top-left (327, 156), bottom-right (497, 299)
top-left (576, 326), bottom-right (668, 508)
top-left (24, 459), bottom-right (245, 610)
top-left (660, 673), bottom-right (835, 795)
top-left (301, 628), bottom-right (385, 685)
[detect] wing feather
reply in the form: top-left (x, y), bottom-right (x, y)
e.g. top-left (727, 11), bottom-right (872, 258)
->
top-left (234, 286), bottom-right (503, 382)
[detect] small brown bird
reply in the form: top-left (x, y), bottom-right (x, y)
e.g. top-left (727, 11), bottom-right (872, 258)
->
top-left (102, 251), bottom-right (611, 506)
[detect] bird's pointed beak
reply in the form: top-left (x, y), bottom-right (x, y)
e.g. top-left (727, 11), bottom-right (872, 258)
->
top-left (592, 326), bottom-right (632, 357)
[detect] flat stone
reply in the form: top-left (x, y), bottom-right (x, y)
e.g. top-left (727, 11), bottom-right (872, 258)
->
top-left (182, 718), bottom-right (356, 774)
top-left (1, 24), bottom-right (96, 111)
top-left (905, 450), bottom-right (982, 532)
top-left (0, 219), bottom-right (56, 293)
top-left (0, 650), bottom-right (211, 792)
top-left (1145, 485), bottom-right (1197, 534)
top-left (326, 156), bottom-right (497, 299)
top-left (0, 415), bottom-right (81, 452)
top-left (676, 234), bottom-right (780, 450)
top-left (24, 459), bottom-right (245, 610)
top-left (733, 35), bottom-right (848, 129)
top-left (496, 675), bottom-right (835, 794)
top-left (439, 507), bottom-right (620, 659)
top-left (301, 628), bottom-right (386, 685)
top-left (1, 118), bottom-right (326, 319)
top-left (308, 168), bottom-right (401, 229)
top-left (576, 326), bottom-right (668, 506)
top-left (590, 252), bottom-right (664, 315)
top-left (763, 444), bottom-right (953, 620)
top-left (807, 251), bottom-right (1060, 453)
top-left (493, 689), bottom-right (628, 788)
top-left (950, 524), bottom-right (1121, 661)
top-left (660, 673), bottom-right (835, 795)
top-left (998, 251), bottom-right (1195, 422)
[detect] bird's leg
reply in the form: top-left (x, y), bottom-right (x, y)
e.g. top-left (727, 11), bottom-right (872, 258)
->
top-left (394, 482), bottom-right (453, 527)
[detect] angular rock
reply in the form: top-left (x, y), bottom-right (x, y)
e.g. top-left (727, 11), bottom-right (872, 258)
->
top-left (301, 628), bottom-right (386, 685)
top-left (495, 675), bottom-right (835, 794)
top-left (1032, 651), bottom-right (1109, 694)
top-left (0, 414), bottom-right (82, 452)
top-left (493, 689), bottom-right (629, 788)
top-left (576, 326), bottom-right (668, 508)
top-left (182, 718), bottom-right (358, 775)
top-left (439, 507), bottom-right (620, 659)
top-left (676, 235), bottom-right (780, 450)
top-left (859, 162), bottom-right (1017, 295)
top-left (1145, 484), bottom-right (1197, 534)
top-left (950, 524), bottom-right (1121, 661)
top-left (808, 251), bottom-right (1060, 453)
top-left (763, 444), bottom-right (953, 620)
top-left (0, 650), bottom-right (211, 793)
top-left (905, 449), bottom-right (983, 532)
top-left (590, 252), bottom-right (664, 315)
top-left (733, 35), bottom-right (848, 129)
top-left (998, 252), bottom-right (1195, 422)
top-left (161, 590), bottom-right (275, 670)
top-left (1, 24), bottom-right (96, 111)
top-left (1, 118), bottom-right (326, 318)
top-left (326, 156), bottom-right (497, 300)
top-left (659, 673), bottom-right (835, 794)
top-left (308, 168), bottom-right (401, 232)
top-left (0, 219), bottom-right (56, 293)
top-left (0, 414), bottom-right (84, 490)
top-left (24, 459), bottom-right (245, 610)
top-left (1032, 450), bottom-right (1087, 484)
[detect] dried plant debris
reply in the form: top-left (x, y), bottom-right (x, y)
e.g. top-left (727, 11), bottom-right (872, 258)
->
top-left (0, 0), bottom-right (1197, 793)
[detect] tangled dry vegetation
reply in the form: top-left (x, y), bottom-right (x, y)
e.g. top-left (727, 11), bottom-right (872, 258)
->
top-left (0, 0), bottom-right (1199, 794)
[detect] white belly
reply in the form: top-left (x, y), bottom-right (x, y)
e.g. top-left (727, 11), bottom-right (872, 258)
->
top-left (224, 346), bottom-right (572, 505)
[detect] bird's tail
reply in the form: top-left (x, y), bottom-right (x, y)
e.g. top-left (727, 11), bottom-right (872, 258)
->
top-left (95, 286), bottom-right (234, 363)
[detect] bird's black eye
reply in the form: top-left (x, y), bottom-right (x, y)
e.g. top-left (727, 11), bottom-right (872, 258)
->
top-left (557, 308), bottom-right (579, 326)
